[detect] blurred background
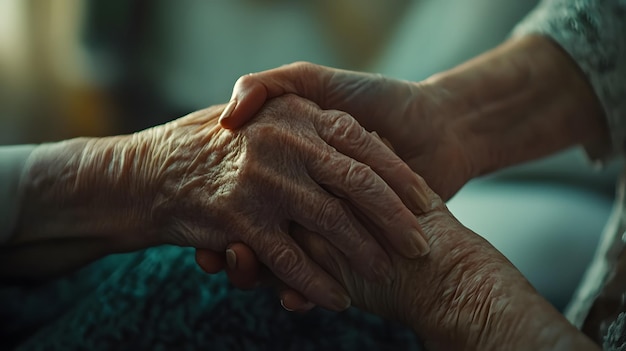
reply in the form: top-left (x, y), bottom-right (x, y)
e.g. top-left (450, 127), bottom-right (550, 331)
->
top-left (0, 0), bottom-right (621, 311)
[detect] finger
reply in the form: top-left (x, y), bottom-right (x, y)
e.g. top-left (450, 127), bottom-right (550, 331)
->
top-left (195, 248), bottom-right (225, 274)
top-left (250, 230), bottom-right (351, 312)
top-left (263, 271), bottom-right (316, 312)
top-left (211, 242), bottom-right (302, 295)
top-left (223, 254), bottom-right (316, 312)
top-left (260, 271), bottom-right (317, 313)
top-left (370, 131), bottom-right (396, 152)
top-left (280, 289), bottom-right (316, 313)
top-left (219, 62), bottom-right (330, 129)
top-left (318, 110), bottom-right (432, 214)
top-left (255, 269), bottom-right (316, 312)
top-left (307, 135), bottom-right (430, 258)
top-left (223, 243), bottom-right (261, 290)
top-left (287, 183), bottom-right (393, 284)
top-left (289, 224), bottom-right (353, 291)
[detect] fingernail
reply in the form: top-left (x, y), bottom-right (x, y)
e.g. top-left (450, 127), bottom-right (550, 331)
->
top-left (330, 290), bottom-right (351, 311)
top-left (408, 228), bottom-right (430, 257)
top-left (407, 185), bottom-right (430, 213)
top-left (219, 99), bottom-right (237, 124)
top-left (280, 299), bottom-right (295, 312)
top-left (226, 248), bottom-right (237, 269)
top-left (287, 300), bottom-right (316, 313)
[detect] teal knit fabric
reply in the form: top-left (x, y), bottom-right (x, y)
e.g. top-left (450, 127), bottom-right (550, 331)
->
top-left (1, 246), bottom-right (420, 350)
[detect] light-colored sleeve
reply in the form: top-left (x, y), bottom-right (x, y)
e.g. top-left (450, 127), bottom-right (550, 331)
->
top-left (512, 0), bottom-right (626, 162)
top-left (0, 145), bottom-right (37, 244)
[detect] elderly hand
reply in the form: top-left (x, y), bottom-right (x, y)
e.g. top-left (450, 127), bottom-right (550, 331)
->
top-left (194, 62), bottom-right (477, 293)
top-left (7, 95), bottom-right (431, 310)
top-left (218, 62), bottom-right (476, 200)
top-left (202, 179), bottom-right (599, 351)
top-left (199, 36), bottom-right (609, 299)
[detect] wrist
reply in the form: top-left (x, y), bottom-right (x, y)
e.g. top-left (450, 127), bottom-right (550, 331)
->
top-left (409, 250), bottom-right (598, 351)
top-left (424, 35), bottom-right (608, 176)
top-left (401, 212), bottom-right (598, 350)
top-left (13, 135), bottom-right (160, 252)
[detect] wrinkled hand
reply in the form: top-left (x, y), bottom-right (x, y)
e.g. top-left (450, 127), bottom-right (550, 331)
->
top-left (200, 183), bottom-right (598, 350)
top-left (219, 62), bottom-right (477, 200)
top-left (196, 63), bottom-right (478, 298)
top-left (135, 95), bottom-right (431, 310)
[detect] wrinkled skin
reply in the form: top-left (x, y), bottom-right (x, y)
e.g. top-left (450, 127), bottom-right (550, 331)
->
top-left (191, 44), bottom-right (602, 349)
top-left (219, 62), bottom-right (478, 200)
top-left (198, 181), bottom-right (596, 350)
top-left (197, 62), bottom-right (480, 302)
top-left (140, 95), bottom-right (433, 310)
top-left (6, 94), bottom-right (426, 307)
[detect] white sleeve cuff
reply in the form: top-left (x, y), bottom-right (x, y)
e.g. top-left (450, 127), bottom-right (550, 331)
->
top-left (0, 145), bottom-right (37, 244)
top-left (512, 0), bottom-right (626, 163)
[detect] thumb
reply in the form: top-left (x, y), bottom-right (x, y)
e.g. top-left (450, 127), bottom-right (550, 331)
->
top-left (219, 62), bottom-right (330, 129)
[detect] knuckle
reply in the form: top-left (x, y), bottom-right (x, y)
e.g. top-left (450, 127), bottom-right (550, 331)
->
top-left (316, 197), bottom-right (349, 234)
top-left (289, 61), bottom-right (314, 71)
top-left (270, 246), bottom-right (301, 278)
top-left (243, 122), bottom-right (284, 147)
top-left (345, 160), bottom-right (378, 192)
top-left (325, 111), bottom-right (368, 147)
top-left (235, 73), bottom-right (256, 87)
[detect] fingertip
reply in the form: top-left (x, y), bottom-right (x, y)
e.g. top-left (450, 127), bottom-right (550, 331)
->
top-left (418, 231), bottom-right (431, 257)
top-left (218, 99), bottom-right (238, 128)
top-left (327, 287), bottom-right (351, 311)
top-left (228, 242), bottom-right (259, 273)
top-left (406, 226), bottom-right (430, 258)
top-left (195, 249), bottom-right (225, 274)
top-left (224, 243), bottom-right (261, 290)
top-left (220, 77), bottom-right (270, 129)
top-left (280, 290), bottom-right (315, 312)
top-left (406, 184), bottom-right (431, 214)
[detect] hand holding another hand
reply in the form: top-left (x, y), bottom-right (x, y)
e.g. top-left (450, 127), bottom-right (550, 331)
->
top-left (219, 62), bottom-right (479, 200)
top-left (10, 95), bottom-right (431, 311)
top-left (148, 95), bottom-right (431, 310)
top-left (204, 179), bottom-right (599, 351)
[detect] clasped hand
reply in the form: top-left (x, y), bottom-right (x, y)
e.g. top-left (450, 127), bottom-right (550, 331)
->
top-left (144, 95), bottom-right (429, 310)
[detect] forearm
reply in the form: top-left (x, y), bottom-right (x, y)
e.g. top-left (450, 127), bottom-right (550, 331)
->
top-left (421, 289), bottom-right (597, 351)
top-left (404, 212), bottom-right (598, 350)
top-left (468, 288), bottom-right (598, 351)
top-left (0, 136), bottom-right (160, 279)
top-left (424, 35), bottom-right (609, 175)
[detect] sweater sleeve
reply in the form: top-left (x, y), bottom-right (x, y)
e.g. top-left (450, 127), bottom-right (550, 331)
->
top-left (0, 145), bottom-right (36, 244)
top-left (512, 0), bottom-right (626, 162)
